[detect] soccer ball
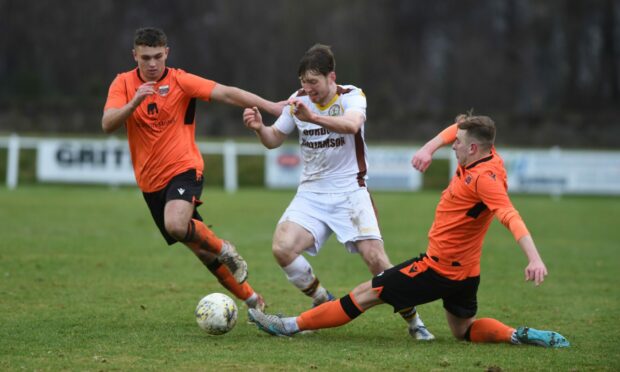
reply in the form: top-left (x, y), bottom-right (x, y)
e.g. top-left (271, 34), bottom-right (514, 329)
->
top-left (195, 293), bottom-right (238, 335)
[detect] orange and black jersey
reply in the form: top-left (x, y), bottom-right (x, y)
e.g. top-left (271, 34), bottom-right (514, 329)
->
top-left (104, 67), bottom-right (216, 192)
top-left (425, 148), bottom-right (529, 280)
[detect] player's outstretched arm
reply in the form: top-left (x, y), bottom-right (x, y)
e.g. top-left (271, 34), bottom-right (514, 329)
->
top-left (484, 178), bottom-right (548, 287)
top-left (411, 123), bottom-right (458, 173)
top-left (211, 84), bottom-right (285, 117)
top-left (517, 235), bottom-right (548, 286)
top-left (243, 107), bottom-right (287, 149)
top-left (412, 135), bottom-right (444, 173)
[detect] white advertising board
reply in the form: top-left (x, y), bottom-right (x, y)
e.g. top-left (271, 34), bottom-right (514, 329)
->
top-left (36, 139), bottom-right (136, 185)
top-left (449, 148), bottom-right (620, 195)
top-left (265, 145), bottom-right (422, 191)
top-left (265, 146), bottom-right (302, 189)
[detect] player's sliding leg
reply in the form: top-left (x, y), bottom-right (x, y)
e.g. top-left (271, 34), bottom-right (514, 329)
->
top-left (449, 314), bottom-right (570, 348)
top-left (185, 243), bottom-right (264, 310)
top-left (357, 240), bottom-right (435, 341)
top-left (249, 280), bottom-right (382, 336)
top-left (249, 293), bottom-right (364, 337)
top-left (182, 219), bottom-right (248, 283)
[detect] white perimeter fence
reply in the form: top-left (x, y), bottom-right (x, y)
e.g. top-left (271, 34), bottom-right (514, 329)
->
top-left (1, 134), bottom-right (619, 195)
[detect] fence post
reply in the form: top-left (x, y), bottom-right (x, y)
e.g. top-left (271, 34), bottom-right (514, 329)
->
top-left (223, 140), bottom-right (238, 193)
top-left (7, 133), bottom-right (20, 190)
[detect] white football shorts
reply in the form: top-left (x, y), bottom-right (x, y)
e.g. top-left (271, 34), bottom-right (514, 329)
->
top-left (278, 188), bottom-right (383, 255)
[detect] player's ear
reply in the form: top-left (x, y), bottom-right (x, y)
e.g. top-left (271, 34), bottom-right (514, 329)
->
top-left (132, 49), bottom-right (137, 62)
top-left (469, 142), bottom-right (478, 155)
top-left (328, 71), bottom-right (336, 82)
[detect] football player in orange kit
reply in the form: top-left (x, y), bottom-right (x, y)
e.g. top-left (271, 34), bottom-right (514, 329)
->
top-left (102, 27), bottom-right (283, 312)
top-left (249, 114), bottom-right (570, 348)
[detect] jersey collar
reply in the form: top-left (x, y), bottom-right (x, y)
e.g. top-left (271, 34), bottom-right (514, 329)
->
top-left (464, 148), bottom-right (495, 170)
top-left (135, 67), bottom-right (169, 83)
top-left (314, 92), bottom-right (339, 111)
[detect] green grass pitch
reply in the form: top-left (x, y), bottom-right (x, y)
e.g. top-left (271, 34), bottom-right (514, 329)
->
top-left (1, 186), bottom-right (619, 371)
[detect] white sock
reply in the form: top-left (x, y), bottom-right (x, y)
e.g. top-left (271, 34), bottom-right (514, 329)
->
top-left (282, 317), bottom-right (300, 334)
top-left (413, 313), bottom-right (425, 327)
top-left (244, 292), bottom-right (258, 306)
top-left (282, 256), bottom-right (317, 292)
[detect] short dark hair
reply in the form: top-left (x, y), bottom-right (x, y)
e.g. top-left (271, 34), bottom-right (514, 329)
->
top-left (457, 114), bottom-right (496, 149)
top-left (134, 27), bottom-right (167, 47)
top-left (298, 44), bottom-right (335, 77)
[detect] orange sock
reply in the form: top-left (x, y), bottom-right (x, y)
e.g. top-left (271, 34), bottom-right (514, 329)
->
top-left (184, 219), bottom-right (223, 254)
top-left (206, 260), bottom-right (254, 301)
top-left (297, 293), bottom-right (363, 331)
top-left (467, 318), bottom-right (515, 343)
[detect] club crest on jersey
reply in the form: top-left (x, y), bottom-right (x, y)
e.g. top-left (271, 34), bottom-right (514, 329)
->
top-left (158, 85), bottom-right (170, 96)
top-left (328, 105), bottom-right (342, 116)
top-left (465, 175), bottom-right (472, 185)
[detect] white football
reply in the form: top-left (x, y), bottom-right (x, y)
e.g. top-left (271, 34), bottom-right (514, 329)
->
top-left (195, 293), bottom-right (238, 335)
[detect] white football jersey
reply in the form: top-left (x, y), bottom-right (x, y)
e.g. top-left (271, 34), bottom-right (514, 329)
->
top-left (273, 84), bottom-right (369, 193)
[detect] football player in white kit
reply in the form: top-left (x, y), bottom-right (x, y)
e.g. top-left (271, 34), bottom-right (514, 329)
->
top-left (243, 44), bottom-right (433, 340)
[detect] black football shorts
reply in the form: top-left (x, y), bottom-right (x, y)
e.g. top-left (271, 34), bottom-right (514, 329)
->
top-left (142, 169), bottom-right (204, 245)
top-left (372, 254), bottom-right (480, 319)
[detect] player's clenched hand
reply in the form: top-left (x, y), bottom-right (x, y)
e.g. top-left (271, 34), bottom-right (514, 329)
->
top-left (243, 107), bottom-right (263, 131)
top-left (524, 260), bottom-right (548, 286)
top-left (131, 82), bottom-right (156, 107)
top-left (411, 148), bottom-right (433, 173)
top-left (290, 99), bottom-right (315, 122)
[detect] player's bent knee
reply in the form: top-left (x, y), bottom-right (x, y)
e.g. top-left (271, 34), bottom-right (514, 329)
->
top-left (446, 313), bottom-right (474, 341)
top-left (165, 220), bottom-right (189, 241)
top-left (351, 281), bottom-right (382, 310)
top-left (272, 242), bottom-right (297, 266)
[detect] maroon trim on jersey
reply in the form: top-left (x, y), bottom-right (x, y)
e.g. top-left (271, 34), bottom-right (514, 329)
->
top-left (354, 129), bottom-right (367, 187)
top-left (336, 86), bottom-right (353, 95)
top-left (297, 86), bottom-right (353, 98)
